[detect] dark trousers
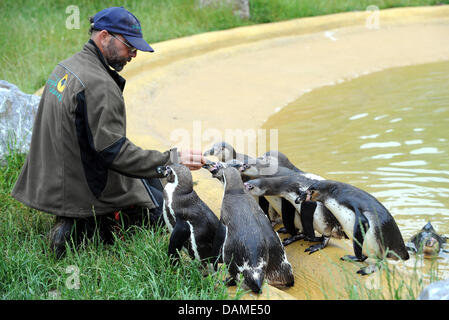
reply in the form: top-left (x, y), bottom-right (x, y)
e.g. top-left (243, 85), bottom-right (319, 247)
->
top-left (49, 178), bottom-right (165, 258)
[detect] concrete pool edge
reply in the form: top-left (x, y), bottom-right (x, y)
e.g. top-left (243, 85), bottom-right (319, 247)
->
top-left (122, 5), bottom-right (449, 81)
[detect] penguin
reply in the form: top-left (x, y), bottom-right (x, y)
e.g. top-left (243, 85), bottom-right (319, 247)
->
top-left (407, 222), bottom-right (448, 258)
top-left (240, 154), bottom-right (324, 182)
top-left (259, 150), bottom-right (302, 173)
top-left (209, 164), bottom-right (294, 293)
top-left (304, 179), bottom-right (410, 275)
top-left (245, 175), bottom-right (347, 252)
top-left (239, 159), bottom-right (330, 247)
top-left (157, 164), bottom-right (226, 267)
top-left (202, 146), bottom-right (273, 223)
top-left (236, 157), bottom-right (301, 229)
top-left (203, 141), bottom-right (254, 163)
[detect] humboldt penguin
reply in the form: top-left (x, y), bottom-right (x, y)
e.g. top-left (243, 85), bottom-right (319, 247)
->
top-left (158, 164), bottom-right (225, 266)
top-left (210, 165), bottom-right (294, 293)
top-left (259, 150), bottom-right (302, 173)
top-left (305, 179), bottom-right (410, 274)
top-left (203, 141), bottom-right (254, 163)
top-left (245, 175), bottom-right (347, 252)
top-left (203, 141), bottom-right (272, 220)
top-left (236, 157), bottom-right (300, 228)
top-left (240, 159), bottom-right (329, 247)
top-left (407, 222), bottom-right (448, 258)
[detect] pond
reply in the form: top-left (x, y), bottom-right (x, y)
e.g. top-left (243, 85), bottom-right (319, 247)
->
top-left (262, 60), bottom-right (449, 279)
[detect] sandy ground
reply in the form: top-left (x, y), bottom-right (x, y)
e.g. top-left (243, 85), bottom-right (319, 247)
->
top-left (121, 6), bottom-right (449, 300)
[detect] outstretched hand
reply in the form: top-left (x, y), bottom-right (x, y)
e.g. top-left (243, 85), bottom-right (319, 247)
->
top-left (178, 149), bottom-right (205, 170)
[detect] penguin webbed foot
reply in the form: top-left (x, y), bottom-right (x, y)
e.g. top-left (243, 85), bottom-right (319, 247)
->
top-left (340, 254), bottom-right (368, 262)
top-left (305, 237), bottom-right (329, 254)
top-left (304, 235), bottom-right (324, 242)
top-left (282, 234), bottom-right (305, 246)
top-left (277, 227), bottom-right (288, 234)
top-left (357, 264), bottom-right (378, 275)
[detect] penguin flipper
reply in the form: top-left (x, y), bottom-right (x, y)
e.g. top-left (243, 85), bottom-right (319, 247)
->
top-left (168, 219), bottom-right (191, 263)
top-left (258, 196), bottom-right (270, 220)
top-left (211, 223), bottom-right (227, 269)
top-left (281, 198), bottom-right (297, 236)
top-left (300, 200), bottom-right (317, 239)
top-left (351, 204), bottom-right (369, 261)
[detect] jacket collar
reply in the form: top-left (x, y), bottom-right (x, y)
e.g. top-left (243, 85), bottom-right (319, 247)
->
top-left (85, 39), bottom-right (126, 92)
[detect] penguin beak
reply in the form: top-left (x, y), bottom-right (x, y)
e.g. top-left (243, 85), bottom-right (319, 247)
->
top-left (157, 166), bottom-right (168, 176)
top-left (305, 190), bottom-right (314, 202)
top-left (157, 166), bottom-right (172, 178)
top-left (240, 163), bottom-right (250, 172)
top-left (203, 161), bottom-right (224, 176)
top-left (244, 183), bottom-right (254, 191)
top-left (295, 190), bottom-right (307, 204)
top-left (202, 159), bottom-right (215, 170)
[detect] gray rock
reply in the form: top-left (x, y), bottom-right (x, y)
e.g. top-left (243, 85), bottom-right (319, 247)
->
top-left (418, 279), bottom-right (449, 300)
top-left (0, 80), bottom-right (40, 160)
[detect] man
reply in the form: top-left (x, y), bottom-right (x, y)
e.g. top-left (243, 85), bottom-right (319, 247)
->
top-left (11, 7), bottom-right (205, 258)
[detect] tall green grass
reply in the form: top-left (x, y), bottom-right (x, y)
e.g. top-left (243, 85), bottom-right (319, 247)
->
top-left (1, 0), bottom-right (448, 93)
top-left (0, 139), bottom-right (241, 299)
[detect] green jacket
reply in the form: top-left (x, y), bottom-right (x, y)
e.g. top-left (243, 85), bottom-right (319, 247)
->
top-left (12, 40), bottom-right (171, 217)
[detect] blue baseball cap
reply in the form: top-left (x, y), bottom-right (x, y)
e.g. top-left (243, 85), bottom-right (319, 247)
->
top-left (92, 7), bottom-right (154, 52)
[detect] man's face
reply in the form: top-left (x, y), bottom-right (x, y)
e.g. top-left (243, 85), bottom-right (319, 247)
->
top-left (103, 33), bottom-right (137, 72)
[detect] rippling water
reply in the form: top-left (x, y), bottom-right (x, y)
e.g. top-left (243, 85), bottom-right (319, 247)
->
top-left (263, 61), bottom-right (449, 272)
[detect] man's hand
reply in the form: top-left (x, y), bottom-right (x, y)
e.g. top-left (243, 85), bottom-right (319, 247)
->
top-left (179, 149), bottom-right (205, 171)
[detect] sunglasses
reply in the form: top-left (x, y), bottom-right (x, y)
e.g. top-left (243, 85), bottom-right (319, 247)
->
top-left (109, 32), bottom-right (137, 54)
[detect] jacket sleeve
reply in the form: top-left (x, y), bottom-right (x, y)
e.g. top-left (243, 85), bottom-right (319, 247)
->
top-left (84, 85), bottom-right (170, 179)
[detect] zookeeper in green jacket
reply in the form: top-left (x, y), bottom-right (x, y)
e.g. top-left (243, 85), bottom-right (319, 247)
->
top-left (11, 7), bottom-right (205, 258)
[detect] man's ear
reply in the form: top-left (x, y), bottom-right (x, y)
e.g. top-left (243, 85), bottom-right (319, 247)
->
top-left (92, 29), bottom-right (109, 53)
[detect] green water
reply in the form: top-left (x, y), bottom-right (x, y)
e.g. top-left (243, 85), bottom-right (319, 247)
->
top-left (263, 60), bottom-right (449, 254)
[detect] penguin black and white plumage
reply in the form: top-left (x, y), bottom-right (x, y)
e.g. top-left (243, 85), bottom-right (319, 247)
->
top-left (210, 165), bottom-right (294, 293)
top-left (245, 175), bottom-right (347, 252)
top-left (203, 141), bottom-right (254, 163)
top-left (240, 158), bottom-right (334, 248)
top-left (158, 164), bottom-right (226, 266)
top-left (259, 150), bottom-right (303, 173)
top-left (236, 157), bottom-right (302, 229)
top-left (407, 222), bottom-right (448, 257)
top-left (203, 142), bottom-right (273, 224)
top-left (305, 179), bottom-right (409, 274)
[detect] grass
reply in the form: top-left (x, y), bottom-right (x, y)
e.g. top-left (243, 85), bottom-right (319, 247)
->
top-left (1, 0), bottom-right (449, 93)
top-left (1, 0), bottom-right (448, 300)
top-left (0, 138), bottom-right (242, 300)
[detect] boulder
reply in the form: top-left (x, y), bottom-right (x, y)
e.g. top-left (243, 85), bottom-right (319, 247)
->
top-left (418, 279), bottom-right (449, 300)
top-left (0, 80), bottom-right (40, 160)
